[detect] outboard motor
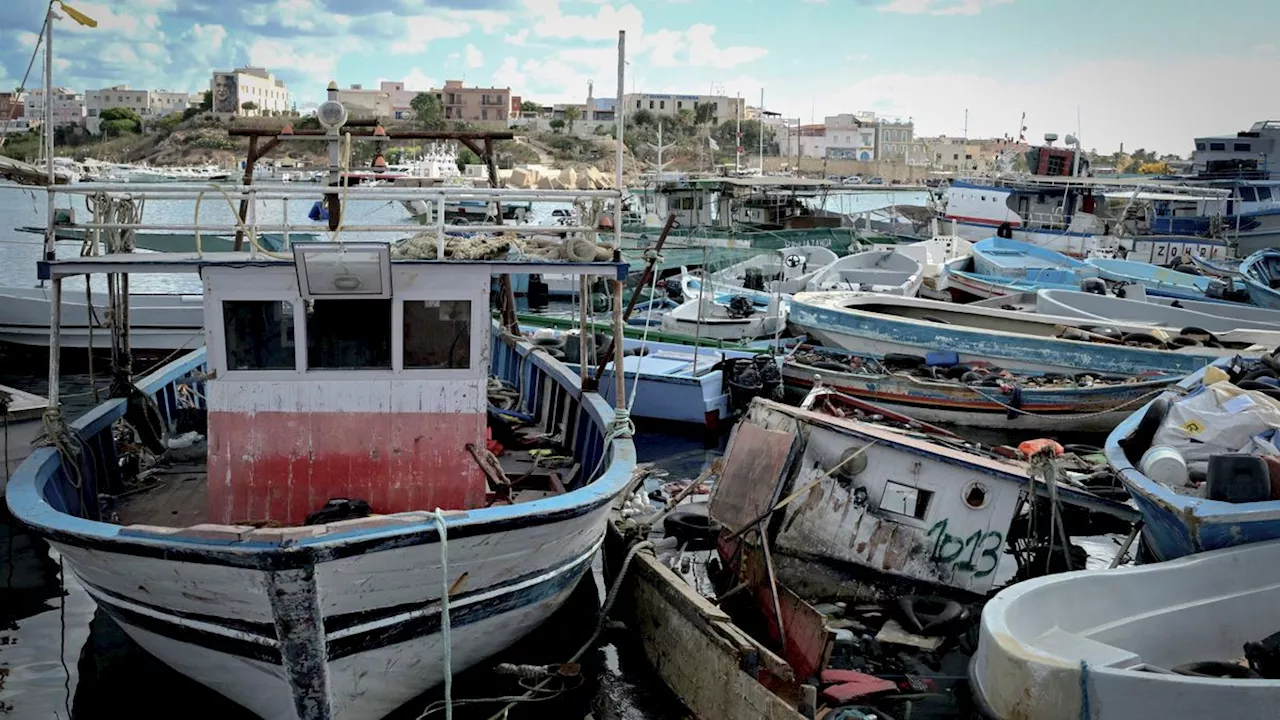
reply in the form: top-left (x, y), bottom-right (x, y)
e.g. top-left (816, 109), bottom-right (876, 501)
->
top-left (1079, 277), bottom-right (1107, 295)
top-left (1204, 279), bottom-right (1227, 300)
top-left (754, 354), bottom-right (783, 400)
top-left (726, 295), bottom-right (756, 319)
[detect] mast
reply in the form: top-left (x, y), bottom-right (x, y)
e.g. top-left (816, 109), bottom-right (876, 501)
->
top-left (43, 7), bottom-right (54, 260)
top-left (758, 88), bottom-right (765, 175)
top-left (735, 92), bottom-right (741, 173)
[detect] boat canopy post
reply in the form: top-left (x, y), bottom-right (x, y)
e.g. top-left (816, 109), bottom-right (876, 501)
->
top-left (42, 7), bottom-right (54, 261)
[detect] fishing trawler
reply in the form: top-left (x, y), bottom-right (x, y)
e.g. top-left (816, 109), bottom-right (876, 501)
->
top-left (7, 75), bottom-right (639, 720)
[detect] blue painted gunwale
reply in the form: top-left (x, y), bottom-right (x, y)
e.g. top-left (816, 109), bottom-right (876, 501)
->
top-left (788, 296), bottom-right (1234, 377)
top-left (944, 266), bottom-right (1084, 296)
top-left (5, 325), bottom-right (636, 571)
top-left (1104, 360), bottom-right (1280, 560)
top-left (1240, 249), bottom-right (1280, 310)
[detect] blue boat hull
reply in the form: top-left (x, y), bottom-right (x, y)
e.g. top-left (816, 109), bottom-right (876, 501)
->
top-left (1105, 362), bottom-right (1280, 560)
top-left (1240, 250), bottom-right (1280, 310)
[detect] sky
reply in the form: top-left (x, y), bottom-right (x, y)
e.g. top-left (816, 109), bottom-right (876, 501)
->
top-left (1, 0), bottom-right (1277, 155)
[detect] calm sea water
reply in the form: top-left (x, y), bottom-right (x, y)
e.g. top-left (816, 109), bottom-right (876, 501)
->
top-left (0, 180), bottom-right (924, 719)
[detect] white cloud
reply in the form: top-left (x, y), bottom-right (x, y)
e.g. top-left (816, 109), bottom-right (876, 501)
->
top-left (803, 52), bottom-right (1280, 154)
top-left (247, 38), bottom-right (344, 89)
top-left (443, 9), bottom-right (511, 34)
top-left (403, 69), bottom-right (437, 92)
top-left (504, 28), bottom-right (530, 45)
top-left (878, 0), bottom-right (1015, 16)
top-left (682, 24), bottom-right (767, 68)
top-left (465, 43), bottom-right (484, 69)
top-left (524, 0), bottom-right (644, 41)
top-left (387, 15), bottom-right (471, 54)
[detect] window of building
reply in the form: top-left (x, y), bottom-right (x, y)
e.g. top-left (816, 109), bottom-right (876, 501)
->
top-left (403, 300), bottom-right (471, 369)
top-left (677, 101), bottom-right (683, 109)
top-left (660, 100), bottom-right (665, 109)
top-left (649, 100), bottom-right (654, 109)
top-left (953, 153), bottom-right (959, 160)
top-left (223, 300), bottom-right (295, 370)
top-left (305, 299), bottom-right (392, 369)
top-left (1235, 143), bottom-right (1252, 152)
top-left (1210, 142), bottom-right (1226, 151)
top-left (481, 109), bottom-right (488, 120)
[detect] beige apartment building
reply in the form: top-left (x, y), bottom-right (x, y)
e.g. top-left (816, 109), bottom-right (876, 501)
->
top-left (23, 88), bottom-right (85, 127)
top-left (334, 81), bottom-right (420, 121)
top-left (84, 86), bottom-right (191, 134)
top-left (432, 80), bottom-right (510, 123)
top-left (210, 67), bottom-right (290, 117)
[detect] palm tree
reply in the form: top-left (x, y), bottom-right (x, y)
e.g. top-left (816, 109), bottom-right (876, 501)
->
top-left (565, 106), bottom-right (582, 133)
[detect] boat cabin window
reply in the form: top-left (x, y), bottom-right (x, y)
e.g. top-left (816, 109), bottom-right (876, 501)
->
top-left (1235, 143), bottom-right (1252, 152)
top-left (880, 481), bottom-right (932, 520)
top-left (223, 300), bottom-right (295, 370)
top-left (403, 300), bottom-right (472, 369)
top-left (1209, 142), bottom-right (1226, 151)
top-left (305, 299), bottom-right (392, 369)
top-left (1258, 187), bottom-right (1274, 201)
top-left (1239, 187), bottom-right (1258, 202)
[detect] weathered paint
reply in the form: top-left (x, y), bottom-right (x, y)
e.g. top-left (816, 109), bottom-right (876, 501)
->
top-left (208, 409), bottom-right (486, 526)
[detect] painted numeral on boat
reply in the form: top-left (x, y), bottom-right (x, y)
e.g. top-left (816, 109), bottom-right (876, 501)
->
top-left (926, 519), bottom-right (1003, 578)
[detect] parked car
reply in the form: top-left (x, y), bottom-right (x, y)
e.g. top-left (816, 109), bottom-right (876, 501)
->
top-left (868, 176), bottom-right (884, 185)
top-left (843, 176), bottom-right (863, 185)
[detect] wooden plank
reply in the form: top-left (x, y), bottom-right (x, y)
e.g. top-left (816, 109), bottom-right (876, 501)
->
top-left (708, 422), bottom-right (796, 532)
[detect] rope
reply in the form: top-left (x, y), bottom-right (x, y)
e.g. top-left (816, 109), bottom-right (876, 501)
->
top-left (0, 0), bottom-right (51, 144)
top-left (431, 509), bottom-right (453, 720)
top-left (625, 255), bottom-right (665, 414)
top-left (1079, 660), bottom-right (1092, 720)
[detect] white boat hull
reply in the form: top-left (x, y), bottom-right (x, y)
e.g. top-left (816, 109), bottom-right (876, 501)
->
top-left (0, 286), bottom-right (204, 351)
top-left (51, 504), bottom-right (606, 720)
top-left (973, 538), bottom-right (1280, 720)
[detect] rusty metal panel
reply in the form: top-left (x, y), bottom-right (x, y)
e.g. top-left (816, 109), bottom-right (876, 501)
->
top-left (709, 420), bottom-right (798, 533)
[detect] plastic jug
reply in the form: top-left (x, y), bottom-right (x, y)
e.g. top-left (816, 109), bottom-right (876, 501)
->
top-left (1206, 454), bottom-right (1271, 503)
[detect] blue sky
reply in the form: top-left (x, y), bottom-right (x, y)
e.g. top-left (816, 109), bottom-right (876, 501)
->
top-left (1, 0), bottom-right (1277, 154)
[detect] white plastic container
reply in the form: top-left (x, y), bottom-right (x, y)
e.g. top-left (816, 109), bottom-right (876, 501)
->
top-left (1141, 445), bottom-right (1190, 488)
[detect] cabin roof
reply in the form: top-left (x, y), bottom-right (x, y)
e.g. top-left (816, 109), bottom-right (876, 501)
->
top-left (38, 252), bottom-right (628, 280)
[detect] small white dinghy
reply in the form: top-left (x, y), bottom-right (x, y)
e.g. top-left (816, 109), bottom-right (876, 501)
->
top-left (804, 248), bottom-right (924, 296)
top-left (661, 292), bottom-right (784, 342)
top-left (973, 538), bottom-right (1280, 720)
top-left (710, 245), bottom-right (838, 295)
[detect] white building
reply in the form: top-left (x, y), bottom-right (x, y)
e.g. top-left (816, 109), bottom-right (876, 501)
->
top-left (209, 67), bottom-right (290, 117)
top-left (621, 92), bottom-right (744, 126)
top-left (23, 87), bottom-right (85, 128)
top-left (334, 81), bottom-right (419, 121)
top-left (822, 114), bottom-right (877, 161)
top-left (0, 118), bottom-right (38, 136)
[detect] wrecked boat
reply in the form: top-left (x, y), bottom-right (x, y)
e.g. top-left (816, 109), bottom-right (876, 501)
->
top-left (787, 291), bottom-right (1272, 376)
top-left (1105, 351), bottom-right (1280, 560)
top-left (973, 537), bottom-right (1280, 720)
top-left (781, 349), bottom-right (1179, 433)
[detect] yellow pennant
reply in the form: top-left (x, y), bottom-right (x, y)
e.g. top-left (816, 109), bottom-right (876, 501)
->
top-left (59, 2), bottom-right (98, 27)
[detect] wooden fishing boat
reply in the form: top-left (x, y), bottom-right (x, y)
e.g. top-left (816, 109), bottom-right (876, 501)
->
top-left (709, 245), bottom-right (838, 295)
top-left (1030, 288), bottom-right (1280, 332)
top-left (803, 248), bottom-right (923, 296)
top-left (1239, 249), bottom-right (1280, 310)
top-left (973, 538), bottom-right (1280, 720)
top-left (781, 350), bottom-right (1178, 432)
top-left (970, 236), bottom-right (1094, 281)
top-left (941, 255), bottom-right (1085, 301)
top-left (1190, 254), bottom-right (1243, 279)
top-left (1104, 356), bottom-right (1280, 561)
top-left (7, 250), bottom-right (637, 720)
top-left (0, 384), bottom-right (47, 495)
top-left (787, 291), bottom-right (1272, 376)
top-left (527, 328), bottom-right (767, 432)
top-left (1087, 257), bottom-right (1244, 303)
top-left (661, 292), bottom-right (785, 342)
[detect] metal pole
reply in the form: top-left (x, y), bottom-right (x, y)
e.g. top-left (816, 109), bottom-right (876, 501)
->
top-left (43, 9), bottom-right (54, 261)
top-left (47, 277), bottom-right (62, 407)
top-left (578, 274), bottom-right (589, 384)
top-left (612, 29), bottom-right (627, 411)
top-left (759, 88), bottom-right (764, 174)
